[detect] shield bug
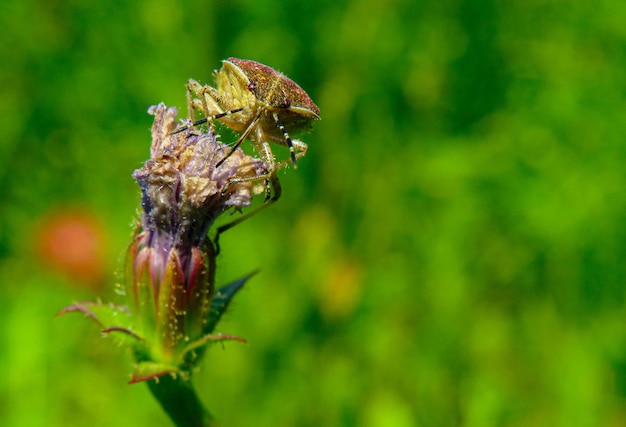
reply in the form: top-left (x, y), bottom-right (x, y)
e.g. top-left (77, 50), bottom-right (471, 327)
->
top-left (173, 58), bottom-right (320, 202)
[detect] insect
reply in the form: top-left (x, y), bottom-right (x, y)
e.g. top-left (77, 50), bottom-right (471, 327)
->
top-left (172, 58), bottom-right (320, 203)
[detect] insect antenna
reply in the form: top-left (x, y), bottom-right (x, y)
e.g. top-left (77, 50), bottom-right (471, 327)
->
top-left (216, 111), bottom-right (263, 168)
top-left (271, 112), bottom-right (297, 168)
top-left (170, 107), bottom-right (246, 135)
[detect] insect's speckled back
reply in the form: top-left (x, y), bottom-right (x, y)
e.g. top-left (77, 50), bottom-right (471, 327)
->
top-left (226, 58), bottom-right (320, 117)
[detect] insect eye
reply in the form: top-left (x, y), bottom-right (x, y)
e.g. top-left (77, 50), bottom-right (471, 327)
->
top-left (248, 81), bottom-right (257, 91)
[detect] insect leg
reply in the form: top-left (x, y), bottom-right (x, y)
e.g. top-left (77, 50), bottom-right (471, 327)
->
top-left (213, 173), bottom-right (281, 254)
top-left (273, 146), bottom-right (307, 174)
top-left (171, 80), bottom-right (246, 135)
top-left (186, 79), bottom-right (203, 123)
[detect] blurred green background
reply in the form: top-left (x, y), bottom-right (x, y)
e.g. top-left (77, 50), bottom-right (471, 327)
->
top-left (2, 0), bottom-right (626, 426)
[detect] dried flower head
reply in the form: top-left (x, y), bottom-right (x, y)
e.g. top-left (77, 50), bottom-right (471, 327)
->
top-left (135, 103), bottom-right (267, 247)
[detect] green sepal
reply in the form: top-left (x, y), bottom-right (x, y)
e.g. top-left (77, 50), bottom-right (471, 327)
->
top-left (156, 250), bottom-right (186, 354)
top-left (129, 361), bottom-right (181, 384)
top-left (179, 333), bottom-right (247, 367)
top-left (205, 271), bottom-right (256, 334)
top-left (58, 301), bottom-right (140, 346)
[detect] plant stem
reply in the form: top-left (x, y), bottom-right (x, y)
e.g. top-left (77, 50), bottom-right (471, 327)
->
top-left (147, 375), bottom-right (218, 427)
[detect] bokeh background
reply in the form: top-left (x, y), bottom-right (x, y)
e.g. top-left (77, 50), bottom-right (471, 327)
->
top-left (1, 0), bottom-right (626, 426)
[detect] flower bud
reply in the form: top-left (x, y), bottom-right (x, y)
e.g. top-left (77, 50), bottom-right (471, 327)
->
top-left (61, 104), bottom-right (264, 381)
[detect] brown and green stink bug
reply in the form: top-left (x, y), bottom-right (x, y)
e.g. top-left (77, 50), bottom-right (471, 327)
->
top-left (173, 58), bottom-right (320, 202)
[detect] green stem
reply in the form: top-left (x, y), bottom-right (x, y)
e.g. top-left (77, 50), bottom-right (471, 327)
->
top-left (147, 375), bottom-right (218, 427)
